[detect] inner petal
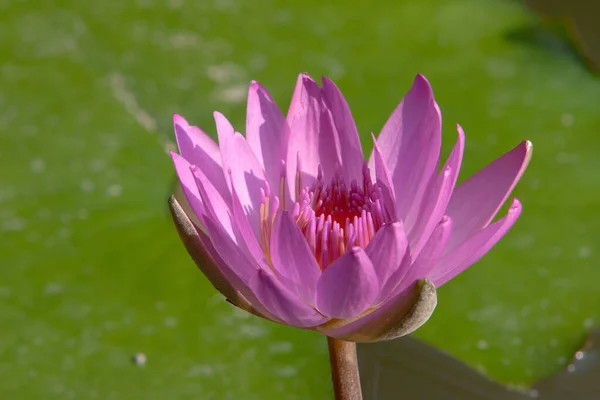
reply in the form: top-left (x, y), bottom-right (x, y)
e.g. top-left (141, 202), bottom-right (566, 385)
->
top-left (260, 159), bottom-right (394, 271)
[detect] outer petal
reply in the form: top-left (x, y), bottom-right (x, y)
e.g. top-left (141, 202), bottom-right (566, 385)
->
top-left (371, 135), bottom-right (397, 220)
top-left (174, 116), bottom-right (230, 206)
top-left (364, 222), bottom-right (409, 303)
top-left (246, 82), bottom-right (289, 192)
top-left (168, 196), bottom-right (278, 322)
top-left (408, 124), bottom-right (464, 257)
top-left (317, 279), bottom-right (437, 342)
top-left (286, 74), bottom-right (340, 199)
top-left (374, 74), bottom-right (442, 229)
top-left (445, 140), bottom-right (532, 251)
top-left (316, 248), bottom-right (379, 319)
top-left (230, 178), bottom-right (269, 269)
top-left (250, 269), bottom-right (329, 328)
top-left (398, 216), bottom-right (453, 295)
top-left (322, 77), bottom-right (364, 181)
top-left (201, 216), bottom-right (260, 285)
top-left (171, 152), bottom-right (206, 219)
top-left (191, 165), bottom-right (236, 241)
top-left (173, 114), bottom-right (221, 167)
top-left (215, 112), bottom-right (266, 237)
top-left (432, 198), bottom-right (522, 287)
top-left (191, 166), bottom-right (260, 283)
top-left (270, 211), bottom-right (321, 305)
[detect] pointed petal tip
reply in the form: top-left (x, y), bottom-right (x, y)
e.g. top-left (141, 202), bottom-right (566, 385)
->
top-left (524, 140), bottom-right (533, 155)
top-left (513, 140), bottom-right (533, 178)
top-left (413, 73), bottom-right (433, 89)
top-left (370, 131), bottom-right (377, 143)
top-left (173, 113), bottom-right (189, 127)
top-left (414, 73), bottom-right (429, 82)
top-left (509, 197), bottom-right (523, 213)
top-left (296, 72), bottom-right (317, 85)
top-left (248, 80), bottom-right (268, 93)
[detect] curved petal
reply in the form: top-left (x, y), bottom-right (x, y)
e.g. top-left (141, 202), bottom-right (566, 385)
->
top-left (246, 81), bottom-right (290, 192)
top-left (322, 77), bottom-right (364, 181)
top-left (174, 118), bottom-right (230, 206)
top-left (230, 178), bottom-right (269, 269)
top-left (202, 215), bottom-right (260, 285)
top-left (365, 222), bottom-right (408, 303)
top-left (317, 279), bottom-right (437, 342)
top-left (445, 140), bottom-right (532, 251)
top-left (408, 126), bottom-right (464, 257)
top-left (270, 211), bottom-right (321, 305)
top-left (168, 196), bottom-right (278, 322)
top-left (374, 74), bottom-right (442, 229)
top-left (191, 165), bottom-right (236, 242)
top-left (371, 134), bottom-right (397, 220)
top-left (286, 74), bottom-right (340, 199)
top-left (432, 198), bottom-right (522, 287)
top-left (215, 112), bottom-right (266, 237)
top-left (173, 114), bottom-right (221, 167)
top-left (315, 247), bottom-right (379, 319)
top-left (250, 269), bottom-right (329, 328)
top-left (191, 166), bottom-right (261, 283)
top-left (403, 216), bottom-right (453, 290)
top-left (171, 152), bottom-right (206, 219)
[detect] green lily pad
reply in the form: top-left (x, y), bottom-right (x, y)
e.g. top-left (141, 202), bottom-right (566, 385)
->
top-left (1, 0), bottom-right (599, 398)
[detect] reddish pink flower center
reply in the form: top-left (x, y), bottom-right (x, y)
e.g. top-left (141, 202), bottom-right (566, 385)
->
top-left (260, 160), bottom-right (392, 270)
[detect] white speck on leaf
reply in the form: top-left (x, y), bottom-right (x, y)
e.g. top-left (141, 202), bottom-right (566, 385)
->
top-left (106, 184), bottom-right (122, 197)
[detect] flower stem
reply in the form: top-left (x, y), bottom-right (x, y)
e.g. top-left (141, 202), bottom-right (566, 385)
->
top-left (327, 337), bottom-right (363, 400)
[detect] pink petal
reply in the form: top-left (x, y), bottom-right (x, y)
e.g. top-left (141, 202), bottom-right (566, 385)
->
top-left (215, 112), bottom-right (266, 237)
top-left (318, 279), bottom-right (437, 342)
top-left (270, 211), bottom-right (321, 305)
top-left (195, 225), bottom-right (276, 320)
top-left (394, 216), bottom-right (453, 297)
top-left (286, 74), bottom-right (340, 199)
top-left (445, 140), bottom-right (532, 252)
top-left (191, 168), bottom-right (263, 282)
top-left (173, 114), bottom-right (221, 168)
top-left (191, 165), bottom-right (237, 242)
top-left (174, 116), bottom-right (230, 203)
top-left (364, 222), bottom-right (409, 303)
top-left (315, 248), bottom-right (379, 319)
top-left (246, 82), bottom-right (290, 192)
top-left (202, 215), bottom-right (260, 285)
top-left (408, 124), bottom-right (464, 257)
top-left (432, 198), bottom-right (522, 287)
top-left (249, 269), bottom-right (328, 328)
top-left (230, 179), bottom-right (270, 269)
top-left (171, 152), bottom-right (206, 218)
top-left (169, 196), bottom-right (279, 322)
top-left (322, 77), bottom-right (364, 181)
top-left (371, 135), bottom-right (397, 220)
top-left (374, 74), bottom-right (442, 230)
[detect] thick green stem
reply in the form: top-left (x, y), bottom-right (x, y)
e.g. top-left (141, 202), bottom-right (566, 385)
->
top-left (327, 337), bottom-right (363, 400)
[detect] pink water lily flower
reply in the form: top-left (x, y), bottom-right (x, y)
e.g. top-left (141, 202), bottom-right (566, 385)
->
top-left (169, 73), bottom-right (531, 342)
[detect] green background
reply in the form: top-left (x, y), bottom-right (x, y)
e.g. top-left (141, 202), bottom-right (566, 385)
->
top-left (1, 0), bottom-right (599, 398)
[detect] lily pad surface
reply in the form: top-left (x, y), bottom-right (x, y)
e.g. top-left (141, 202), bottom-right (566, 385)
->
top-left (1, 0), bottom-right (599, 398)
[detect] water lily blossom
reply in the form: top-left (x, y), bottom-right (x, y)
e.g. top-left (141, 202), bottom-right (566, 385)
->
top-left (169, 73), bottom-right (531, 342)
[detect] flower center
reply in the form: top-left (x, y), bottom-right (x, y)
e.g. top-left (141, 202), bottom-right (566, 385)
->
top-left (259, 159), bottom-right (392, 270)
